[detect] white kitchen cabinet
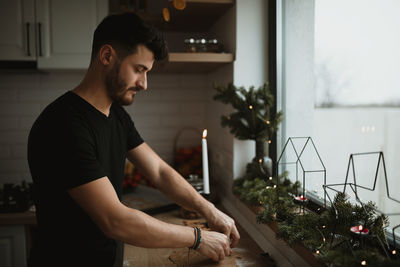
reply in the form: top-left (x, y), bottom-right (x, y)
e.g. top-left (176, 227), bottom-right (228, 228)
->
top-left (0, 0), bottom-right (36, 61)
top-left (35, 0), bottom-right (108, 69)
top-left (0, 0), bottom-right (108, 69)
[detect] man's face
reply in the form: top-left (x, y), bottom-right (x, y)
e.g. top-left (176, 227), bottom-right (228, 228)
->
top-left (105, 44), bottom-right (154, 106)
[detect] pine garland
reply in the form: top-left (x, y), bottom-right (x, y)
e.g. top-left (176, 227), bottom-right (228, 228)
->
top-left (233, 178), bottom-right (399, 266)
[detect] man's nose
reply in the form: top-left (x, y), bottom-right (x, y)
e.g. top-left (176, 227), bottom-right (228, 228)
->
top-left (137, 75), bottom-right (147, 91)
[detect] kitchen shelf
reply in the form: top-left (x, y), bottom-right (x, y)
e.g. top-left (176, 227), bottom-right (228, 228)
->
top-left (111, 0), bottom-right (234, 32)
top-left (152, 52), bottom-right (234, 73)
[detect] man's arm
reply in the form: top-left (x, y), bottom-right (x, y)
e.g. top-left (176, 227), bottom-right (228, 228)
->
top-left (127, 142), bottom-right (240, 247)
top-left (68, 177), bottom-right (231, 261)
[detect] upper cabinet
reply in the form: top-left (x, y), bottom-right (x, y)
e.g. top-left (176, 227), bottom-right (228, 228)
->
top-left (35, 0), bottom-right (108, 69)
top-left (0, 0), bottom-right (108, 69)
top-left (0, 0), bottom-right (36, 61)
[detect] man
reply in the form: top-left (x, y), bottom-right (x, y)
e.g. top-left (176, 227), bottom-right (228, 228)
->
top-left (27, 12), bottom-right (239, 267)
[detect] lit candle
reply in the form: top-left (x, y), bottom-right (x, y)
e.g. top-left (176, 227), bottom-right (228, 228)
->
top-left (350, 224), bottom-right (369, 236)
top-left (294, 195), bottom-right (308, 204)
top-left (202, 129), bottom-right (210, 194)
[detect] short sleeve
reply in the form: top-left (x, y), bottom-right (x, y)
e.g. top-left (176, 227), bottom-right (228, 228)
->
top-left (56, 114), bottom-right (107, 190)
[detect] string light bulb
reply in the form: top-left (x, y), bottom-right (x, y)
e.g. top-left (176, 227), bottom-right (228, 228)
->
top-left (322, 225), bottom-right (326, 229)
top-left (258, 158), bottom-right (262, 163)
top-left (249, 105), bottom-right (253, 110)
top-left (269, 176), bottom-right (273, 180)
top-left (316, 250), bottom-right (320, 254)
top-left (268, 140), bottom-right (272, 144)
top-left (273, 185), bottom-right (277, 189)
top-left (392, 250), bottom-right (397, 255)
top-left (162, 8), bottom-right (170, 22)
top-left (266, 120), bottom-right (270, 124)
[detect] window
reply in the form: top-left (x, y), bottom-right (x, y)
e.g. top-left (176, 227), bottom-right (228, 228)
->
top-left (278, 0), bottom-right (400, 243)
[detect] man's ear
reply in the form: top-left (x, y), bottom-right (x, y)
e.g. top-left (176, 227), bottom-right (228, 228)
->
top-left (99, 45), bottom-right (114, 66)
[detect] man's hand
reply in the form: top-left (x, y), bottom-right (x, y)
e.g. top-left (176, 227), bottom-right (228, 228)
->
top-left (198, 230), bottom-right (231, 262)
top-left (205, 207), bottom-right (240, 248)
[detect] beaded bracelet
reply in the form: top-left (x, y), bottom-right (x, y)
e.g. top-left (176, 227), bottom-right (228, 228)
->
top-left (190, 227), bottom-right (202, 250)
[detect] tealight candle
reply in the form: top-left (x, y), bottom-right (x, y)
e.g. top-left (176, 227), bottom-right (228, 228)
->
top-left (293, 195), bottom-right (308, 204)
top-left (350, 225), bottom-right (369, 236)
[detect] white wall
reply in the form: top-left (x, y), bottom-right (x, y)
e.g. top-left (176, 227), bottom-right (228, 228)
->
top-left (0, 71), bottom-right (208, 184)
top-left (232, 0), bottom-right (269, 179)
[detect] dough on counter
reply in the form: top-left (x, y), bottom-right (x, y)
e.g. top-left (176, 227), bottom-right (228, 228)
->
top-left (168, 248), bottom-right (239, 267)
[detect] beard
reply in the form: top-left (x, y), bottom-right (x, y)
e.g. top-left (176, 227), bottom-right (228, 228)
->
top-left (105, 60), bottom-right (138, 106)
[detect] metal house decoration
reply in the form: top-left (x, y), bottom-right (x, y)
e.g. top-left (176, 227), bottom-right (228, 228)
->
top-left (323, 151), bottom-right (400, 262)
top-left (276, 137), bottom-right (327, 211)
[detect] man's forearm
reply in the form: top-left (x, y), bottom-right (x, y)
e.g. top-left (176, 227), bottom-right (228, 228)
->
top-left (107, 205), bottom-right (195, 248)
top-left (155, 164), bottom-right (216, 219)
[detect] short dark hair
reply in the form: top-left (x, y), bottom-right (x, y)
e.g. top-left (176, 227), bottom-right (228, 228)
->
top-left (90, 12), bottom-right (168, 63)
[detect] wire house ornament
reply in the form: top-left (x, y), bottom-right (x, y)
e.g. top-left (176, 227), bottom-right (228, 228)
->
top-left (276, 137), bottom-right (327, 210)
top-left (323, 151), bottom-right (400, 257)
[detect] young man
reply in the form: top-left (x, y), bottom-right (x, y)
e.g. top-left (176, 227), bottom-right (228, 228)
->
top-left (27, 12), bottom-right (239, 267)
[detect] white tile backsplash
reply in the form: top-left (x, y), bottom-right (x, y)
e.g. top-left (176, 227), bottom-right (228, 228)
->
top-left (0, 71), bottom-right (208, 184)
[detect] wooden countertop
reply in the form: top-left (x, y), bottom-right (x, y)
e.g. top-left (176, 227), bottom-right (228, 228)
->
top-left (123, 209), bottom-right (272, 266)
top-left (0, 210), bottom-right (36, 225)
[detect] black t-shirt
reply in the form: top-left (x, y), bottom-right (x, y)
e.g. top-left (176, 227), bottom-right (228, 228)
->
top-left (27, 91), bottom-right (143, 267)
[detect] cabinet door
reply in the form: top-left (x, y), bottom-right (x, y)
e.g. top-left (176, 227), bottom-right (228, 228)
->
top-left (35, 0), bottom-right (108, 69)
top-left (0, 0), bottom-right (36, 61)
top-left (0, 226), bottom-right (27, 267)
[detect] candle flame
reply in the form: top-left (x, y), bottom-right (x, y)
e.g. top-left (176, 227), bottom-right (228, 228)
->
top-left (361, 260), bottom-right (367, 265)
top-left (358, 225), bottom-right (363, 231)
top-left (202, 129), bottom-right (207, 138)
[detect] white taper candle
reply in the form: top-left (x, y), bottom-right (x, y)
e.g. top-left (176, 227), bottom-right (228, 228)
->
top-left (202, 129), bottom-right (210, 194)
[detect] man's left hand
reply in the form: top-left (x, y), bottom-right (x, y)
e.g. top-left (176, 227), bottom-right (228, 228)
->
top-left (206, 207), bottom-right (240, 248)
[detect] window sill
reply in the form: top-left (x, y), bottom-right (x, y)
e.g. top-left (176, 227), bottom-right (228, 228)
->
top-left (221, 193), bottom-right (322, 267)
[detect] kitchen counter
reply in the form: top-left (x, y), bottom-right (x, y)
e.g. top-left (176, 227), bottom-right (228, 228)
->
top-left (122, 187), bottom-right (273, 267)
top-left (0, 209), bottom-right (36, 225)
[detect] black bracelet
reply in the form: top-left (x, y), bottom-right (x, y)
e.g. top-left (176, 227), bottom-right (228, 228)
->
top-left (193, 227), bottom-right (202, 250)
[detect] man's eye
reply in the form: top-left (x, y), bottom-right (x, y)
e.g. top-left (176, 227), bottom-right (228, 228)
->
top-left (136, 68), bottom-right (143, 73)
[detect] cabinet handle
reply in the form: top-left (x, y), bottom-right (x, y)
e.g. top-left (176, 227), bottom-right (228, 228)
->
top-left (38, 23), bottom-right (43, 56)
top-left (26, 23), bottom-right (31, 56)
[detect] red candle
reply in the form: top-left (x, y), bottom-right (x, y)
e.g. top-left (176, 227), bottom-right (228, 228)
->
top-left (294, 195), bottom-right (308, 203)
top-left (350, 225), bottom-right (369, 235)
